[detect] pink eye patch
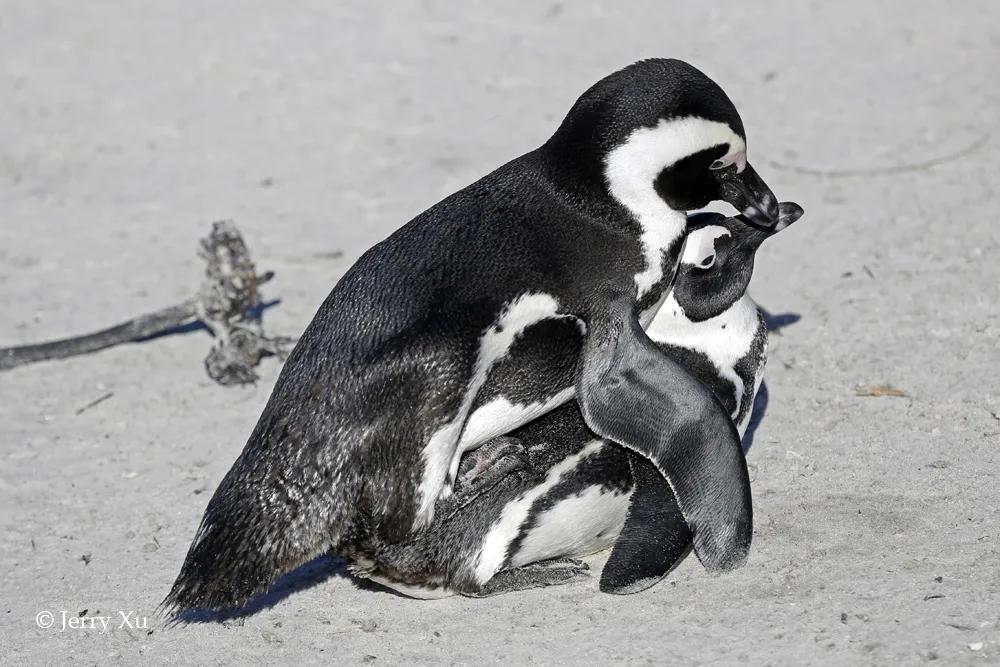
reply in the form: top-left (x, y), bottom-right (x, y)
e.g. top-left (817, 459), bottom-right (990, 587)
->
top-left (710, 149), bottom-right (747, 173)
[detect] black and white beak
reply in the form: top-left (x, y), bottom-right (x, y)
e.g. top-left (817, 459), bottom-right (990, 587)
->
top-left (735, 201), bottom-right (806, 243)
top-left (771, 201), bottom-right (805, 232)
top-left (712, 160), bottom-right (782, 229)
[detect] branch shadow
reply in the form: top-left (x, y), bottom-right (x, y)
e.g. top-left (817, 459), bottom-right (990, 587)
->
top-left (246, 298), bottom-right (282, 323)
top-left (137, 299), bottom-right (282, 342)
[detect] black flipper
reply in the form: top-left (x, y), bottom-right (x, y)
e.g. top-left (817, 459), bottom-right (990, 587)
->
top-left (599, 452), bottom-right (692, 594)
top-left (577, 294), bottom-right (752, 577)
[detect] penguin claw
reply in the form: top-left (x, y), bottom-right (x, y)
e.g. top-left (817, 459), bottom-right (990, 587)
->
top-left (470, 558), bottom-right (591, 597)
top-left (434, 438), bottom-right (534, 523)
top-left (454, 436), bottom-right (531, 492)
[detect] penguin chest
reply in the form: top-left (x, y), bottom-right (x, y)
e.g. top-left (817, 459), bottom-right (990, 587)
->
top-left (646, 295), bottom-right (763, 421)
top-left (506, 484), bottom-right (632, 568)
top-left (472, 440), bottom-right (634, 584)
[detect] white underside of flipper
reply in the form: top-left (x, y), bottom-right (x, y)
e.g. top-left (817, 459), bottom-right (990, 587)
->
top-left (415, 292), bottom-right (564, 525)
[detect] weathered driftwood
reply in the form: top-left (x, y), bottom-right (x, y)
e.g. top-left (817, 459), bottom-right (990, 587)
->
top-left (0, 221), bottom-right (294, 385)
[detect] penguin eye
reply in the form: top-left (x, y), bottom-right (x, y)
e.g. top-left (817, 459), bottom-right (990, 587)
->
top-left (708, 149), bottom-right (747, 173)
top-left (696, 254), bottom-right (717, 269)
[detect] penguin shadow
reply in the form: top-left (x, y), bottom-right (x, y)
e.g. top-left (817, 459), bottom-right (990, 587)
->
top-left (138, 299), bottom-right (282, 342)
top-left (741, 382), bottom-right (769, 454)
top-left (740, 306), bottom-right (801, 454)
top-left (758, 306), bottom-right (801, 335)
top-left (170, 552), bottom-right (349, 624)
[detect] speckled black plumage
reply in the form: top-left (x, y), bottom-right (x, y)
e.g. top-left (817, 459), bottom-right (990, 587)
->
top-left (164, 58), bottom-right (783, 612)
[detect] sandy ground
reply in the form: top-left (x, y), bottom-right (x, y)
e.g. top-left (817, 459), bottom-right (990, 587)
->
top-left (1, 1), bottom-right (998, 664)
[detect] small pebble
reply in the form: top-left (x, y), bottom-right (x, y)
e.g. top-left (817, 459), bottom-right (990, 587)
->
top-left (260, 630), bottom-right (282, 644)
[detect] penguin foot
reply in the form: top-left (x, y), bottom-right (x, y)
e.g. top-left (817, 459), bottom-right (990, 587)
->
top-left (470, 558), bottom-right (591, 597)
top-left (453, 436), bottom-right (532, 495)
top-left (436, 437), bottom-right (534, 524)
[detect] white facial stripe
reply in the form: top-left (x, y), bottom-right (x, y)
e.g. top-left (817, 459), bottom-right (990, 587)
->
top-left (605, 117), bottom-right (746, 205)
top-left (603, 117), bottom-right (746, 301)
top-left (681, 225), bottom-right (731, 268)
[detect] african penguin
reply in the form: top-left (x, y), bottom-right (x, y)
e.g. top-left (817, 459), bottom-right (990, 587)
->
top-left (353, 204), bottom-right (803, 598)
top-left (164, 58), bottom-right (797, 612)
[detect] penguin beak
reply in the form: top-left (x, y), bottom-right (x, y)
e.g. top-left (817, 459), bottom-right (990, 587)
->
top-left (734, 201), bottom-right (805, 244)
top-left (714, 162), bottom-right (781, 229)
top-left (772, 201), bottom-right (805, 232)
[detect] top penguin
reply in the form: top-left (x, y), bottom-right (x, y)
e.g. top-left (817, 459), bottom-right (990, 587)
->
top-left (165, 58), bottom-right (797, 612)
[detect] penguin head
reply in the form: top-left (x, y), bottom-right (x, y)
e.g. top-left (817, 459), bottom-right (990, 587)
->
top-left (543, 59), bottom-right (782, 228)
top-left (672, 202), bottom-right (804, 321)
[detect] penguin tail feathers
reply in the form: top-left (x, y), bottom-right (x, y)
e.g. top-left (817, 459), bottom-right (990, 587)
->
top-left (161, 525), bottom-right (314, 615)
top-left (160, 452), bottom-right (351, 615)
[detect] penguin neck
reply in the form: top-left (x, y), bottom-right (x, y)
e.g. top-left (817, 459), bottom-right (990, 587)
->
top-left (648, 292), bottom-right (760, 354)
top-left (611, 186), bottom-right (687, 305)
top-left (533, 143), bottom-right (688, 305)
top-left (532, 143), bottom-right (634, 228)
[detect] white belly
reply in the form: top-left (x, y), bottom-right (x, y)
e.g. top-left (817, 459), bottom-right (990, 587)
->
top-left (509, 484), bottom-right (632, 568)
top-left (473, 440), bottom-right (633, 584)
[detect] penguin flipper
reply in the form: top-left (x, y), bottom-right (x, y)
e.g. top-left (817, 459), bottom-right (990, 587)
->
top-left (577, 294), bottom-right (752, 576)
top-left (599, 452), bottom-right (692, 594)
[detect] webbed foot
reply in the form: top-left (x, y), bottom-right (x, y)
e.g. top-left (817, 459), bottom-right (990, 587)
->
top-left (453, 436), bottom-right (532, 495)
top-left (469, 558), bottom-right (591, 597)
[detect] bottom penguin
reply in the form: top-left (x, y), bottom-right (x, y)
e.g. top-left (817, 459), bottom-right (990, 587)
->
top-left (344, 204), bottom-right (803, 597)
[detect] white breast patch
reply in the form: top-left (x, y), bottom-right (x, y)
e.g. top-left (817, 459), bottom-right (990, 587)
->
top-left (473, 439), bottom-right (607, 584)
top-left (647, 293), bottom-right (760, 421)
top-left (509, 483), bottom-right (631, 568)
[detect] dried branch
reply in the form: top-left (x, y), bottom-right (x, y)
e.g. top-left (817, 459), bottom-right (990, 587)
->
top-left (0, 221), bottom-right (295, 385)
